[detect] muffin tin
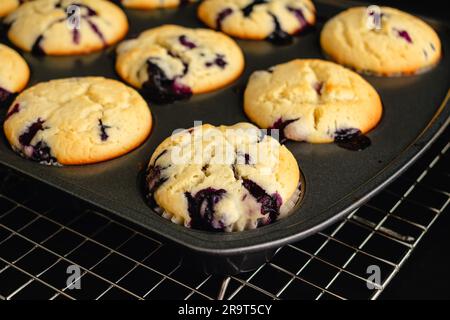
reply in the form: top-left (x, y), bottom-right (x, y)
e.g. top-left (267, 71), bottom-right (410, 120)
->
top-left (1, 0), bottom-right (449, 274)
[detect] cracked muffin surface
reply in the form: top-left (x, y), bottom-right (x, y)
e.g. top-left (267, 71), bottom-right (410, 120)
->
top-left (320, 7), bottom-right (441, 76)
top-left (4, 0), bottom-right (128, 55)
top-left (0, 44), bottom-right (30, 104)
top-left (116, 25), bottom-right (245, 104)
top-left (198, 0), bottom-right (316, 43)
top-left (3, 77), bottom-right (152, 165)
top-left (244, 59), bottom-right (382, 144)
top-left (146, 123), bottom-right (301, 232)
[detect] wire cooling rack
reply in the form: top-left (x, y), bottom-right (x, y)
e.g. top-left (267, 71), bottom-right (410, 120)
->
top-left (0, 128), bottom-right (448, 300)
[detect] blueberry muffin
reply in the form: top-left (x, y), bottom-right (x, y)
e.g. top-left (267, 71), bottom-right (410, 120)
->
top-left (120, 0), bottom-right (197, 9)
top-left (320, 7), bottom-right (442, 76)
top-left (4, 0), bottom-right (128, 55)
top-left (116, 25), bottom-right (245, 103)
top-left (0, 44), bottom-right (30, 104)
top-left (198, 0), bottom-right (316, 44)
top-left (244, 59), bottom-right (383, 147)
top-left (4, 77), bottom-right (152, 165)
top-left (146, 123), bottom-right (301, 232)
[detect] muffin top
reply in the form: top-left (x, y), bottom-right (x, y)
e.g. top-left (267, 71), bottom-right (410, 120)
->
top-left (244, 59), bottom-right (382, 146)
top-left (146, 123), bottom-right (301, 232)
top-left (320, 6), bottom-right (441, 75)
top-left (4, 77), bottom-right (152, 165)
top-left (4, 0), bottom-right (128, 55)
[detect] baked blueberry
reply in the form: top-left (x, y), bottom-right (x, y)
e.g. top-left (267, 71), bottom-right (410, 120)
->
top-left (116, 25), bottom-right (244, 104)
top-left (266, 13), bottom-right (293, 45)
top-left (198, 0), bottom-right (316, 42)
top-left (23, 141), bottom-right (58, 165)
top-left (242, 0), bottom-right (267, 17)
top-left (216, 8), bottom-right (233, 30)
top-left (394, 28), bottom-right (413, 44)
top-left (185, 188), bottom-right (227, 231)
top-left (334, 128), bottom-right (371, 151)
top-left (145, 123), bottom-right (301, 232)
top-left (142, 60), bottom-right (193, 104)
top-left (268, 118), bottom-right (299, 143)
top-left (19, 118), bottom-right (46, 146)
top-left (205, 54), bottom-right (227, 69)
top-left (242, 178), bottom-right (282, 224)
top-left (179, 35), bottom-right (197, 49)
top-left (98, 119), bottom-right (111, 141)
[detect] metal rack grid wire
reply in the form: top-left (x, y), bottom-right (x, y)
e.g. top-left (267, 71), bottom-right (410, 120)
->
top-left (0, 128), bottom-right (448, 300)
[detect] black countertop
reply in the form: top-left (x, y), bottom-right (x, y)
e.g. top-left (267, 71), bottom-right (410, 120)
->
top-left (364, 0), bottom-right (450, 300)
top-left (381, 205), bottom-right (450, 300)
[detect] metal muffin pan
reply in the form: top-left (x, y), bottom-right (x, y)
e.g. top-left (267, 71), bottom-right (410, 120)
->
top-left (0, 0), bottom-right (449, 274)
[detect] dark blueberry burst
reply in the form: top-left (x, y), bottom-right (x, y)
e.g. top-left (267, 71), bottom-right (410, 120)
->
top-left (242, 0), bottom-right (268, 17)
top-left (242, 179), bottom-right (282, 225)
top-left (19, 119), bottom-right (46, 146)
top-left (393, 28), bottom-right (413, 44)
top-left (205, 54), bottom-right (227, 69)
top-left (143, 60), bottom-right (192, 104)
top-left (179, 35), bottom-right (197, 49)
top-left (145, 150), bottom-right (170, 207)
top-left (267, 118), bottom-right (299, 143)
top-left (185, 188), bottom-right (227, 231)
top-left (146, 166), bottom-right (168, 197)
top-left (286, 6), bottom-right (309, 30)
top-left (24, 141), bottom-right (58, 164)
top-left (216, 8), bottom-right (233, 30)
top-left (266, 13), bottom-right (293, 45)
top-left (334, 128), bottom-right (371, 151)
top-left (98, 119), bottom-right (110, 141)
top-left (17, 119), bottom-right (58, 165)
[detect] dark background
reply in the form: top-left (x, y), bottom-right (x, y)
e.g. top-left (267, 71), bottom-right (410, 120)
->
top-left (381, 207), bottom-right (450, 299)
top-left (276, 0), bottom-right (450, 300)
top-left (356, 0), bottom-right (449, 300)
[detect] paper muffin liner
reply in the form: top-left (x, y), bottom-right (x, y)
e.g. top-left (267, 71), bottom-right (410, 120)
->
top-left (161, 210), bottom-right (188, 227)
top-left (153, 182), bottom-right (304, 232)
top-left (280, 184), bottom-right (303, 217)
